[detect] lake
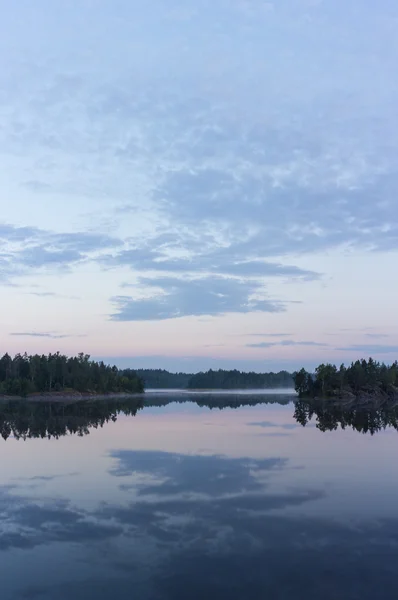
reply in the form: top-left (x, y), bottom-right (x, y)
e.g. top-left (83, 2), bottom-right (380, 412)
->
top-left (1, 391), bottom-right (398, 599)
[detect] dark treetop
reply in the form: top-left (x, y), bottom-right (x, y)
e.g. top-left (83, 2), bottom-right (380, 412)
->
top-left (0, 352), bottom-right (144, 397)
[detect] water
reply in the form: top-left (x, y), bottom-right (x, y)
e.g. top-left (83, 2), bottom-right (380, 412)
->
top-left (1, 391), bottom-right (398, 599)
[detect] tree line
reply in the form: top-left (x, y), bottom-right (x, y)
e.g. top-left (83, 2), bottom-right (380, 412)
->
top-left (135, 369), bottom-right (193, 389)
top-left (293, 358), bottom-right (398, 399)
top-left (135, 368), bottom-right (293, 390)
top-left (187, 369), bottom-right (293, 390)
top-left (0, 353), bottom-right (144, 397)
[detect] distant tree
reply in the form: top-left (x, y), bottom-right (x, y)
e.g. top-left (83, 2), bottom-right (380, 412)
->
top-left (187, 369), bottom-right (293, 390)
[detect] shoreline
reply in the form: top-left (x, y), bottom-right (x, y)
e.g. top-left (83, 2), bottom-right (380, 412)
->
top-left (297, 392), bottom-right (398, 409)
top-left (0, 391), bottom-right (144, 403)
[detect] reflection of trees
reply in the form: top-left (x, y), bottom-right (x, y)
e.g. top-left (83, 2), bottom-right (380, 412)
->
top-left (0, 398), bottom-right (144, 441)
top-left (294, 399), bottom-right (398, 435)
top-left (0, 393), bottom-right (295, 441)
top-left (196, 394), bottom-right (293, 409)
top-left (146, 393), bottom-right (294, 410)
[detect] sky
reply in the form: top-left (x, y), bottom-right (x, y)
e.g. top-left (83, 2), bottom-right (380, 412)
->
top-left (1, 0), bottom-right (398, 372)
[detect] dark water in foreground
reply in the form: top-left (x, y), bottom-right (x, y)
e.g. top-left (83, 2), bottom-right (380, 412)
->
top-left (1, 391), bottom-right (398, 599)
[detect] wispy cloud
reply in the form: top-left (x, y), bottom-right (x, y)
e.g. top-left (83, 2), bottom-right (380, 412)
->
top-left (204, 344), bottom-right (226, 348)
top-left (10, 332), bottom-right (86, 340)
top-left (247, 340), bottom-right (329, 349)
top-left (364, 333), bottom-right (390, 339)
top-left (240, 333), bottom-right (294, 338)
top-left (25, 291), bottom-right (80, 300)
top-left (336, 344), bottom-right (398, 354)
top-left (327, 329), bottom-right (391, 338)
top-left (0, 223), bottom-right (122, 283)
top-left (103, 247), bottom-right (320, 280)
top-left (247, 421), bottom-right (298, 430)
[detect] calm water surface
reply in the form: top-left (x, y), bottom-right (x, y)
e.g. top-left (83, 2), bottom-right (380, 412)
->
top-left (1, 391), bottom-right (398, 599)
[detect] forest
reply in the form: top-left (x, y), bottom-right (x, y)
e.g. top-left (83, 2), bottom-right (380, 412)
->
top-left (187, 369), bottom-right (293, 390)
top-left (135, 369), bottom-right (193, 389)
top-left (132, 368), bottom-right (294, 389)
top-left (0, 353), bottom-right (144, 397)
top-left (293, 358), bottom-right (398, 399)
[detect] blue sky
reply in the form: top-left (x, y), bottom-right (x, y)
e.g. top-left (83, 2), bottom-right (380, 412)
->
top-left (1, 0), bottom-right (398, 372)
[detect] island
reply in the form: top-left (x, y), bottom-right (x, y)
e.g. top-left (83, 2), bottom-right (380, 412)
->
top-left (293, 358), bottom-right (398, 408)
top-left (0, 352), bottom-right (144, 399)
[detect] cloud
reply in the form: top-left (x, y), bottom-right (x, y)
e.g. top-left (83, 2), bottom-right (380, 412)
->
top-left (327, 329), bottom-right (392, 339)
top-left (281, 340), bottom-right (327, 347)
top-left (247, 421), bottom-right (299, 430)
top-left (0, 486), bottom-right (122, 553)
top-left (26, 291), bottom-right (58, 297)
top-left (104, 244), bottom-right (320, 280)
top-left (155, 164), bottom-right (398, 256)
top-left (241, 332), bottom-right (294, 337)
top-left (0, 223), bottom-right (122, 283)
top-left (4, 437), bottom-right (398, 598)
top-left (18, 246), bottom-right (82, 268)
top-left (257, 432), bottom-right (292, 437)
top-left (102, 445), bottom-right (398, 600)
top-left (148, 515), bottom-right (398, 600)
top-left (10, 332), bottom-right (83, 339)
top-left (336, 344), bottom-right (398, 354)
top-left (1, 0), bottom-right (398, 333)
top-left (247, 340), bottom-right (329, 349)
top-left (14, 472), bottom-right (80, 482)
top-left (204, 344), bottom-right (225, 348)
top-left (25, 291), bottom-right (80, 300)
top-left (22, 180), bottom-right (52, 193)
top-left (111, 276), bottom-right (286, 321)
top-left (109, 450), bottom-right (287, 497)
top-left (364, 333), bottom-right (390, 339)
